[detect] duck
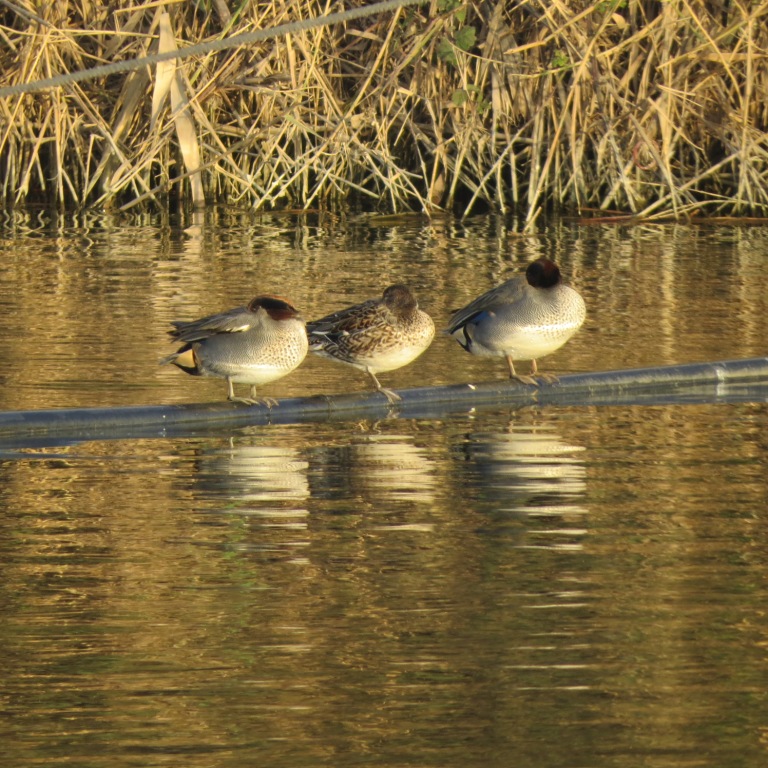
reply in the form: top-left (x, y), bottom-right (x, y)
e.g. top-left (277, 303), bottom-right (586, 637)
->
top-left (445, 257), bottom-right (586, 384)
top-left (160, 294), bottom-right (308, 404)
top-left (307, 284), bottom-right (435, 403)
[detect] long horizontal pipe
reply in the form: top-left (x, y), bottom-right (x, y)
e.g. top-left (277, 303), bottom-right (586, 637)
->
top-left (0, 357), bottom-right (766, 447)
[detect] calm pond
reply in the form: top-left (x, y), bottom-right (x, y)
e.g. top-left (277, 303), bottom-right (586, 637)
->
top-left (1, 212), bottom-right (767, 768)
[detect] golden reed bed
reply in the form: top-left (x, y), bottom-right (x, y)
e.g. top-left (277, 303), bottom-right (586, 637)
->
top-left (1, 0), bottom-right (767, 223)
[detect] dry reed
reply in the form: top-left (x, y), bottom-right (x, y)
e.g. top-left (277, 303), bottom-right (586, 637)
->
top-left (1, 0), bottom-right (768, 222)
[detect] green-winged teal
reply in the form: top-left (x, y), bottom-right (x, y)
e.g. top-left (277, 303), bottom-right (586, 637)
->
top-left (307, 284), bottom-right (435, 403)
top-left (161, 295), bottom-right (308, 404)
top-left (446, 258), bottom-right (586, 384)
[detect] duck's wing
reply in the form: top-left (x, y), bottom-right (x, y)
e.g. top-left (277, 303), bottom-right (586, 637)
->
top-left (307, 300), bottom-right (397, 363)
top-left (306, 298), bottom-right (384, 340)
top-left (445, 276), bottom-right (526, 333)
top-left (169, 305), bottom-right (258, 343)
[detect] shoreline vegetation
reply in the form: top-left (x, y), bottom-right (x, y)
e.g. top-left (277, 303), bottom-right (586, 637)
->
top-left (1, 0), bottom-right (767, 223)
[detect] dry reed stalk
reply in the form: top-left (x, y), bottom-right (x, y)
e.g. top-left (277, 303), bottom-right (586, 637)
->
top-left (0, 0), bottom-right (767, 220)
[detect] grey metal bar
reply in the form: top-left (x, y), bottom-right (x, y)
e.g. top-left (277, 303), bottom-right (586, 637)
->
top-left (0, 357), bottom-right (766, 447)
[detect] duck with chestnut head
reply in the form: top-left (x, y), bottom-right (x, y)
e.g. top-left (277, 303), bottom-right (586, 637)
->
top-left (161, 294), bottom-right (308, 404)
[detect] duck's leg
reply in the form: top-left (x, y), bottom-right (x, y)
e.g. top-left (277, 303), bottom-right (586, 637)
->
top-left (225, 378), bottom-right (251, 404)
top-left (367, 370), bottom-right (401, 404)
top-left (529, 358), bottom-right (559, 384)
top-left (225, 379), bottom-right (275, 407)
top-left (506, 355), bottom-right (538, 386)
top-left (250, 384), bottom-right (278, 408)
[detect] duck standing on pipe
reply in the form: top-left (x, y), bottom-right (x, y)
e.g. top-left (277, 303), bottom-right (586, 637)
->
top-left (307, 284), bottom-right (435, 404)
top-left (446, 258), bottom-right (586, 384)
top-left (160, 295), bottom-right (308, 405)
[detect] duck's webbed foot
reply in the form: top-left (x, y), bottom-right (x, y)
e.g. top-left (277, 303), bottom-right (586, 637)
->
top-left (506, 356), bottom-right (538, 386)
top-left (225, 380), bottom-right (277, 407)
top-left (368, 371), bottom-right (401, 404)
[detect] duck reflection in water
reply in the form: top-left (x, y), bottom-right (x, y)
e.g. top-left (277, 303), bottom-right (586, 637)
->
top-left (190, 439), bottom-right (311, 561)
top-left (457, 414), bottom-right (587, 549)
top-left (308, 431), bottom-right (438, 527)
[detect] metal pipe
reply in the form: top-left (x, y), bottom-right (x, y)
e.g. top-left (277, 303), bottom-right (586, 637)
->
top-left (0, 357), bottom-right (766, 447)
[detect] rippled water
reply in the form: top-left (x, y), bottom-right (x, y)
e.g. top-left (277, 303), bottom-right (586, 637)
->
top-left (1, 213), bottom-right (767, 767)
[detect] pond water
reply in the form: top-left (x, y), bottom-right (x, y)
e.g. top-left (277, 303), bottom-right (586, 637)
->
top-left (1, 212), bottom-right (767, 767)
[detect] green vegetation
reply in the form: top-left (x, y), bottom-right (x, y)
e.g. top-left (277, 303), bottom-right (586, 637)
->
top-left (1, 0), bottom-right (767, 222)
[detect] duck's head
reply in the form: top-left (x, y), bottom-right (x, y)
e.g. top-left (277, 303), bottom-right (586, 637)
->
top-left (526, 258), bottom-right (562, 289)
top-left (248, 295), bottom-right (302, 320)
top-left (382, 284), bottom-right (418, 314)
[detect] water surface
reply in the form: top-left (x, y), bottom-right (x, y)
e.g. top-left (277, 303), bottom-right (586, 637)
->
top-left (0, 213), bottom-right (767, 767)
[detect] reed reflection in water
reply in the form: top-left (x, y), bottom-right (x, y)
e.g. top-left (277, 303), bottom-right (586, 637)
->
top-left (1, 214), bottom-right (768, 409)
